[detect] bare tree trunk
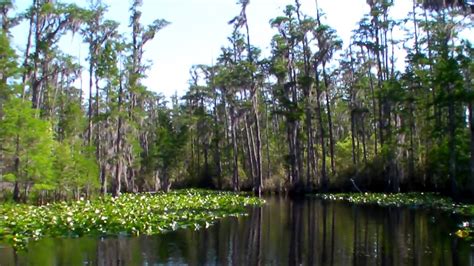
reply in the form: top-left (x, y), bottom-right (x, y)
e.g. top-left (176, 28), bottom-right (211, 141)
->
top-left (424, 10), bottom-right (439, 132)
top-left (361, 44), bottom-right (379, 156)
top-left (162, 167), bottom-right (170, 192)
top-left (374, 25), bottom-right (385, 149)
top-left (21, 0), bottom-right (36, 99)
top-left (112, 74), bottom-right (124, 197)
top-left (469, 102), bottom-right (474, 196)
top-left (31, 1), bottom-right (42, 110)
top-left (315, 65), bottom-right (328, 191)
top-left (252, 91), bottom-right (263, 196)
top-left (296, 0), bottom-right (316, 190)
top-left (412, 0), bottom-right (419, 54)
top-left (243, 113), bottom-right (256, 185)
top-left (230, 105), bottom-right (239, 191)
top-left (351, 110), bottom-right (357, 166)
top-left (213, 92), bottom-right (222, 189)
top-left (13, 181), bottom-right (20, 202)
top-left (13, 134), bottom-right (20, 202)
top-left (314, 4), bottom-right (333, 183)
top-left (349, 45), bottom-right (358, 166)
top-left (87, 43), bottom-right (94, 145)
top-left (322, 63), bottom-right (336, 176)
top-left (265, 98), bottom-right (271, 182)
top-left (100, 165), bottom-right (107, 196)
top-left (448, 84), bottom-right (457, 198)
top-left (241, 5), bottom-right (262, 196)
top-left (361, 115), bottom-right (368, 164)
top-left (306, 108), bottom-right (316, 188)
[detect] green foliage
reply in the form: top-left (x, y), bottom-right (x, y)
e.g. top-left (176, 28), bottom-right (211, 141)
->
top-left (0, 0), bottom-right (472, 200)
top-left (52, 141), bottom-right (99, 193)
top-left (316, 192), bottom-right (454, 207)
top-left (0, 189), bottom-right (264, 249)
top-left (0, 99), bottom-right (54, 187)
top-left (57, 99), bottom-right (85, 140)
top-left (0, 31), bottom-right (19, 98)
top-left (152, 110), bottom-right (188, 171)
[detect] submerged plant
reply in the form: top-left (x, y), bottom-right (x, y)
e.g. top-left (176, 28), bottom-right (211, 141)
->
top-left (0, 189), bottom-right (264, 249)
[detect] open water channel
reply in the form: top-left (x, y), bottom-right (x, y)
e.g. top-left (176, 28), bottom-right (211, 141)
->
top-left (0, 197), bottom-right (473, 265)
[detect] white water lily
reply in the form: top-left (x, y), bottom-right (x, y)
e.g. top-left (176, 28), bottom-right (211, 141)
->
top-left (0, 190), bottom-right (263, 250)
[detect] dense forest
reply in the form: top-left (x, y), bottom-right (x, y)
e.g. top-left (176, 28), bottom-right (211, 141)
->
top-left (0, 0), bottom-right (472, 202)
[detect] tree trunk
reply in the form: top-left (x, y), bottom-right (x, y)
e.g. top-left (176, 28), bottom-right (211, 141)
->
top-left (31, 2), bottom-right (42, 110)
top-left (349, 45), bottom-right (358, 166)
top-left (322, 63), bottom-right (336, 176)
top-left (100, 165), bottom-right (107, 196)
top-left (306, 106), bottom-right (316, 189)
top-left (351, 109), bottom-right (357, 166)
top-left (162, 167), bottom-right (170, 193)
top-left (13, 181), bottom-right (20, 202)
top-left (361, 44), bottom-right (378, 156)
top-left (243, 113), bottom-right (256, 186)
top-left (315, 65), bottom-right (328, 191)
top-left (21, 0), bottom-right (35, 99)
top-left (112, 74), bottom-right (124, 197)
top-left (13, 134), bottom-right (20, 202)
top-left (87, 43), bottom-right (94, 145)
top-left (265, 99), bottom-right (271, 182)
top-left (230, 105), bottom-right (239, 191)
top-left (448, 84), bottom-right (457, 198)
top-left (469, 102), bottom-right (474, 196)
top-left (213, 94), bottom-right (222, 189)
top-left (252, 91), bottom-right (263, 196)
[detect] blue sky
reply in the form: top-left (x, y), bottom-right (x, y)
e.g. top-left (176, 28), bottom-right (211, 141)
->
top-left (11, 0), bottom-right (414, 98)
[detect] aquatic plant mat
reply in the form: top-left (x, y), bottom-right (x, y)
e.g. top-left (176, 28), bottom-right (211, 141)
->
top-left (314, 192), bottom-right (474, 239)
top-left (0, 189), bottom-right (264, 249)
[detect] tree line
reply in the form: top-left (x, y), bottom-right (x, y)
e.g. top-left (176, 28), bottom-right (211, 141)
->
top-left (177, 0), bottom-right (473, 198)
top-left (0, 0), bottom-right (472, 202)
top-left (0, 0), bottom-right (173, 202)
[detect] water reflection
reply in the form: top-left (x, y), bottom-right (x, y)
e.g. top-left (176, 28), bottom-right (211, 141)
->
top-left (1, 197), bottom-right (473, 265)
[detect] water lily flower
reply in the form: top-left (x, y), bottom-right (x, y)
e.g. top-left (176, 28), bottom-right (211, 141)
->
top-left (455, 229), bottom-right (469, 238)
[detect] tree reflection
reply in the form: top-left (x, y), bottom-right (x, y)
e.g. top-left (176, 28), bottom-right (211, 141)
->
top-left (2, 197), bottom-right (474, 265)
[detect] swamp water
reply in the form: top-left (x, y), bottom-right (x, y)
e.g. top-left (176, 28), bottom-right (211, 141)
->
top-left (0, 197), bottom-right (473, 265)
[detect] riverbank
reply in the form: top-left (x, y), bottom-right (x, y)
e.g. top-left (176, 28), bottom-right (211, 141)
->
top-left (0, 189), bottom-right (264, 249)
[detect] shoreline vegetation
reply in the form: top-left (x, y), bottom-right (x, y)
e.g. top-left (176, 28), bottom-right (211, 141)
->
top-left (0, 0), bottom-right (473, 255)
top-left (0, 0), bottom-right (473, 204)
top-left (0, 190), bottom-right (264, 250)
top-left (313, 192), bottom-right (472, 214)
top-left (314, 192), bottom-right (474, 239)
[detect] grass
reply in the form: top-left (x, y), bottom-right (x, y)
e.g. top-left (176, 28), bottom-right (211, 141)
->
top-left (0, 189), bottom-right (264, 249)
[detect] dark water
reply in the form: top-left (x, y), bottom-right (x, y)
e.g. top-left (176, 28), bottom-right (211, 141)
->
top-left (1, 197), bottom-right (473, 265)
